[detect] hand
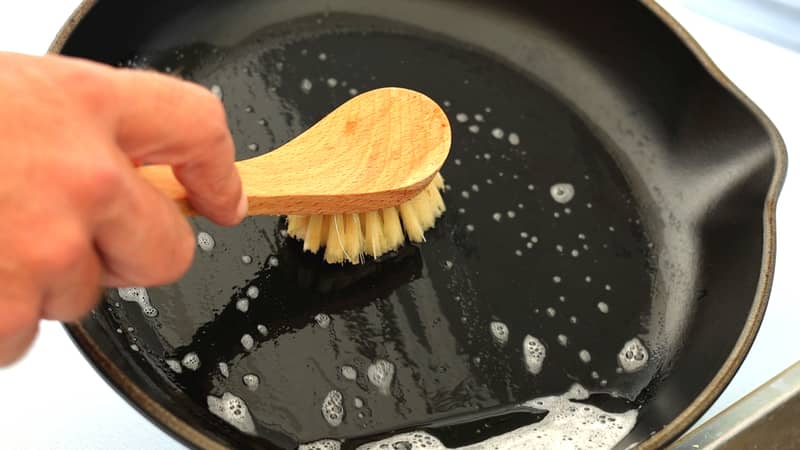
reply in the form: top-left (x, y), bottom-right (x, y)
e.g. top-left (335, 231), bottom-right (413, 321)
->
top-left (0, 52), bottom-right (246, 366)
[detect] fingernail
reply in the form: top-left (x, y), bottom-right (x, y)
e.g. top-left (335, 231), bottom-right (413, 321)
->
top-left (237, 189), bottom-right (249, 221)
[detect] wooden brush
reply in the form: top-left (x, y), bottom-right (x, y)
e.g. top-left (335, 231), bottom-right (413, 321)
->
top-left (138, 87), bottom-right (451, 264)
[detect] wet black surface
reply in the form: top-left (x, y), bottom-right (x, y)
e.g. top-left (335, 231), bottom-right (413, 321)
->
top-left (99, 13), bottom-right (654, 448)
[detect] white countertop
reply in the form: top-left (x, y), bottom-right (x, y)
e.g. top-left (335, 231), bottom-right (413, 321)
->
top-left (1, 1), bottom-right (798, 449)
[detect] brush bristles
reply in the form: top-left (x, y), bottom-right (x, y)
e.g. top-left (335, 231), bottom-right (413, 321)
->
top-left (286, 173), bottom-right (446, 264)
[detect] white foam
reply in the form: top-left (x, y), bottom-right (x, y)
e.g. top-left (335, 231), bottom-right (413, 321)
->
top-left (474, 113), bottom-right (484, 122)
top-left (514, 250), bottom-right (523, 256)
top-left (322, 390), bottom-right (345, 427)
top-left (236, 298), bottom-right (250, 313)
top-left (508, 133), bottom-right (520, 146)
top-left (241, 334), bottom-right (254, 351)
top-left (210, 84), bottom-right (223, 99)
top-left (528, 184), bottom-right (535, 191)
top-left (489, 321), bottom-right (509, 345)
top-left (241, 255), bottom-right (253, 264)
top-left (315, 313), bottom-right (331, 328)
top-left (455, 113), bottom-right (468, 123)
top-left (354, 397), bottom-right (364, 409)
top-left (246, 286), bottom-right (259, 299)
top-left (257, 324), bottom-right (268, 336)
top-left (341, 365), bottom-right (358, 380)
top-left (553, 276), bottom-right (562, 284)
top-left (165, 359), bottom-right (182, 373)
top-left (327, 78), bottom-right (338, 87)
top-left (367, 359), bottom-right (395, 395)
top-left (557, 334), bottom-right (569, 346)
top-left (571, 249), bottom-right (580, 257)
top-left (348, 88), bottom-right (358, 96)
top-left (550, 183), bottom-right (575, 204)
top-left (268, 256), bottom-right (279, 267)
top-left (618, 338), bottom-right (649, 373)
top-left (507, 211), bottom-right (516, 219)
top-left (546, 307), bottom-right (556, 318)
top-left (207, 392), bottom-right (256, 435)
top-left (492, 212), bottom-right (502, 222)
top-left (468, 124), bottom-right (480, 134)
top-left (243, 374), bottom-right (260, 391)
top-left (466, 224), bottom-right (475, 232)
top-left (219, 362), bottom-right (229, 378)
top-left (597, 302), bottom-right (609, 314)
top-left (301, 78), bottom-right (313, 94)
top-left (130, 344), bottom-right (139, 352)
top-left (523, 335), bottom-right (545, 375)
top-left (579, 350), bottom-right (592, 363)
top-left (117, 287), bottom-right (158, 318)
top-left (318, 52), bottom-right (328, 61)
top-left (247, 143), bottom-right (259, 151)
top-left (461, 190), bottom-right (470, 199)
top-left (491, 128), bottom-right (505, 139)
top-left (197, 231), bottom-right (215, 252)
top-left (182, 352), bottom-right (201, 371)
top-left (356, 384), bottom-right (637, 450)
top-left (300, 440), bottom-right (342, 450)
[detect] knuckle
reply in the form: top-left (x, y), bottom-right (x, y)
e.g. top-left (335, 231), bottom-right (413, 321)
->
top-left (72, 158), bottom-right (124, 205)
top-left (30, 229), bottom-right (87, 274)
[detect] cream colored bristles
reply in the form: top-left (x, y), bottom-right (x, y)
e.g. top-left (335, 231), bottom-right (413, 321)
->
top-left (286, 173), bottom-right (447, 264)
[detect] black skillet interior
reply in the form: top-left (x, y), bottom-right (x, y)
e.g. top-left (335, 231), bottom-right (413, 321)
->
top-left (60, 1), bottom-right (779, 449)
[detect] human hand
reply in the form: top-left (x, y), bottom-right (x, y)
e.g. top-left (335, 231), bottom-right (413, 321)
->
top-left (0, 52), bottom-right (246, 366)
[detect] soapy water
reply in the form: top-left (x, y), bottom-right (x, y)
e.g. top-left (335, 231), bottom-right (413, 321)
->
top-left (322, 390), bottom-right (345, 427)
top-left (351, 384), bottom-right (636, 450)
top-left (165, 359), bottom-right (182, 373)
top-left (257, 324), bottom-right (268, 336)
top-left (367, 359), bottom-right (395, 396)
top-left (116, 287), bottom-right (158, 318)
top-left (197, 231), bottom-right (215, 252)
top-left (236, 298), bottom-right (250, 313)
top-left (523, 335), bottom-right (545, 375)
top-left (181, 352), bottom-right (201, 371)
top-left (549, 183), bottom-right (575, 204)
top-left (241, 333), bottom-right (254, 351)
top-left (299, 440), bottom-right (342, 450)
top-left (315, 313), bottom-right (332, 328)
top-left (218, 362), bottom-right (229, 378)
top-left (243, 373), bottom-right (260, 391)
top-left (341, 365), bottom-right (358, 380)
top-left (246, 286), bottom-right (260, 299)
top-left (207, 392), bottom-right (256, 435)
top-left (618, 338), bottom-right (649, 373)
top-left (489, 321), bottom-right (509, 345)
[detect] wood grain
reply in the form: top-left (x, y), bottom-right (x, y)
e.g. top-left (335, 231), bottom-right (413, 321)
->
top-left (137, 87), bottom-right (451, 216)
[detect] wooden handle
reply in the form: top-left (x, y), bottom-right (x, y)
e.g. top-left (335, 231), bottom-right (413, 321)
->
top-left (138, 87), bottom-right (451, 216)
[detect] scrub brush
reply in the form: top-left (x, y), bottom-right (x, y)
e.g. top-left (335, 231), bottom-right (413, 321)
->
top-left (138, 87), bottom-right (451, 264)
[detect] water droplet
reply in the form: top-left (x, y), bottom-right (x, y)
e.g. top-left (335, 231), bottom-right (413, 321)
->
top-left (455, 113), bottom-right (468, 123)
top-left (257, 324), bottom-right (268, 335)
top-left (210, 84), bottom-right (223, 99)
top-left (236, 298), bottom-right (250, 313)
top-left (557, 334), bottom-right (569, 346)
top-left (197, 232), bottom-right (215, 252)
top-left (490, 321), bottom-right (509, 345)
top-left (318, 52), bottom-right (328, 61)
top-left (326, 78), bottom-right (338, 87)
top-left (247, 143), bottom-right (259, 151)
top-left (579, 350), bottom-right (592, 363)
top-left (597, 302), bottom-right (609, 313)
top-left (315, 313), bottom-right (331, 328)
top-left (246, 286), bottom-right (259, 299)
top-left (508, 132), bottom-right (520, 146)
top-left (243, 373), bottom-right (260, 391)
top-left (469, 124), bottom-right (480, 134)
top-left (550, 183), bottom-right (575, 204)
top-left (268, 256), bottom-right (279, 267)
top-left (300, 78), bottom-right (313, 93)
top-left (341, 365), bottom-right (357, 380)
top-left (241, 255), bottom-right (252, 264)
top-left (491, 128), bottom-right (505, 139)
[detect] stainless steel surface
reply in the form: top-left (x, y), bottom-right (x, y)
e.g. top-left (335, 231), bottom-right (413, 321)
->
top-left (672, 361), bottom-right (800, 449)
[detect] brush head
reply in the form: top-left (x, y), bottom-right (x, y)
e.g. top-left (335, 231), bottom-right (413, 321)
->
top-left (286, 173), bottom-right (446, 264)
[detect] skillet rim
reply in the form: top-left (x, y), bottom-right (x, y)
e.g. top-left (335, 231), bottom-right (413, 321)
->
top-left (49, 0), bottom-right (788, 448)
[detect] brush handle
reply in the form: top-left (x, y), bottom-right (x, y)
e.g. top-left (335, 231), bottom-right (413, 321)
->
top-left (137, 87), bottom-right (451, 217)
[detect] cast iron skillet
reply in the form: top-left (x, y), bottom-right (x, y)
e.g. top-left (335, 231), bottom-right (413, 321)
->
top-left (50, 1), bottom-right (786, 449)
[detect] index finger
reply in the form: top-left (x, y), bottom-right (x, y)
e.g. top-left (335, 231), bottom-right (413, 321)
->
top-left (108, 68), bottom-right (246, 226)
